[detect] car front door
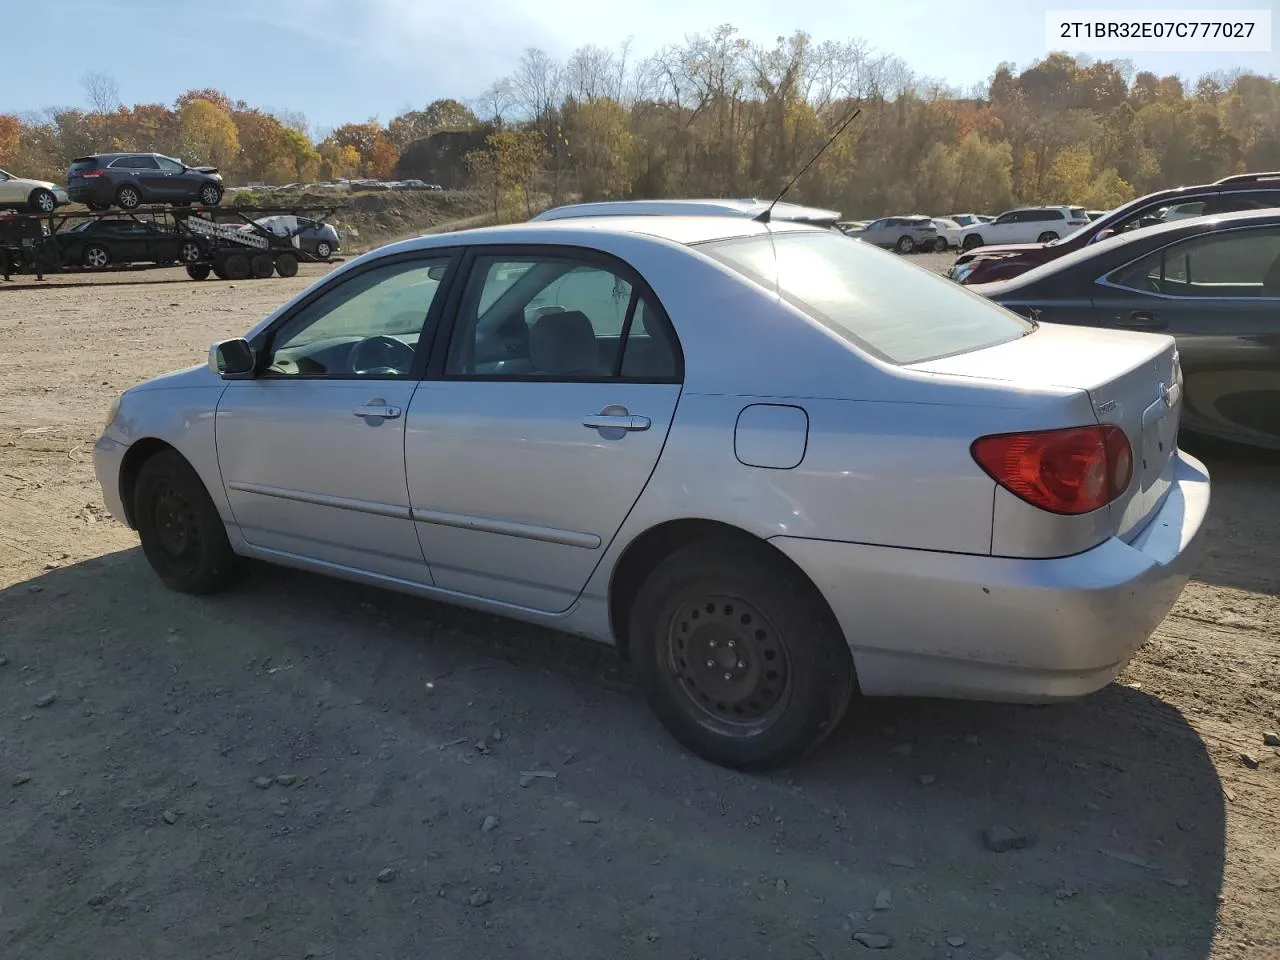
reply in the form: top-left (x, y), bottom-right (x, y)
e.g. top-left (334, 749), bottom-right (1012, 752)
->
top-left (215, 251), bottom-right (457, 581)
top-left (149, 155), bottom-right (187, 200)
top-left (404, 248), bottom-right (683, 612)
top-left (102, 221), bottom-right (149, 262)
top-left (1097, 224), bottom-right (1280, 447)
top-left (986, 211), bottom-right (1019, 243)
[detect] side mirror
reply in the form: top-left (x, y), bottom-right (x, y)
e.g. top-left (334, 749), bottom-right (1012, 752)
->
top-left (427, 265), bottom-right (447, 281)
top-left (208, 338), bottom-right (255, 378)
top-left (1092, 228), bottom-right (1115, 243)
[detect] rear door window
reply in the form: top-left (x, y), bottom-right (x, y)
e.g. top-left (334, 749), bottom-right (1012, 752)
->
top-left (700, 230), bottom-right (1032, 365)
top-left (1109, 226), bottom-right (1280, 298)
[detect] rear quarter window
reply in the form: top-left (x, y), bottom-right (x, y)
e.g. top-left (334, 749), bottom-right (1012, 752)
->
top-left (700, 230), bottom-right (1033, 365)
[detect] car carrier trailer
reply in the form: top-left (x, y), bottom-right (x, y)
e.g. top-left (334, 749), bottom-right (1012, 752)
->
top-left (0, 203), bottom-right (345, 282)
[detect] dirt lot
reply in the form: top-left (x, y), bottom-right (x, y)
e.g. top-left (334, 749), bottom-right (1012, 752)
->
top-left (1, 256), bottom-right (1277, 960)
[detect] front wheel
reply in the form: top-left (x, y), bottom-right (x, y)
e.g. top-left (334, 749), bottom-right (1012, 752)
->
top-left (1036, 231), bottom-right (1059, 243)
top-left (934, 237), bottom-right (949, 253)
top-left (314, 240), bottom-right (332, 260)
top-left (186, 263), bottom-right (211, 280)
top-left (133, 450), bottom-right (237, 594)
top-left (629, 541), bottom-right (855, 770)
top-left (179, 241), bottom-right (203, 263)
top-left (198, 184), bottom-right (223, 207)
top-left (961, 233), bottom-right (983, 251)
top-left (895, 235), bottom-right (915, 254)
top-left (83, 244), bottom-right (110, 268)
top-left (116, 185), bottom-right (141, 210)
top-left (29, 188), bottom-right (57, 213)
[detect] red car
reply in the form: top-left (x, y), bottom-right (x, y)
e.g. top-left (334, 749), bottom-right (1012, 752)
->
top-left (949, 172), bottom-right (1280, 284)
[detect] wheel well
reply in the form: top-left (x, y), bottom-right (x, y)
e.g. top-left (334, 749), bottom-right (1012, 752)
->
top-left (117, 438), bottom-right (179, 528)
top-left (608, 519), bottom-right (840, 662)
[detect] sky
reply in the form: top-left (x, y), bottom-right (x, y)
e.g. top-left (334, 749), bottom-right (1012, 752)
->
top-left (3, 0), bottom-right (1277, 134)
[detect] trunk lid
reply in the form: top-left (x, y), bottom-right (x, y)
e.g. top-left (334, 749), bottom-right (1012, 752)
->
top-left (912, 323), bottom-right (1181, 540)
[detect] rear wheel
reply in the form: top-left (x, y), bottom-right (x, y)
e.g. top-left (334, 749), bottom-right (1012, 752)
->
top-left (251, 253), bottom-right (275, 278)
top-left (934, 237), bottom-right (949, 253)
top-left (962, 233), bottom-right (983, 251)
top-left (116, 185), bottom-right (141, 210)
top-left (83, 244), bottom-right (110, 269)
top-left (895, 235), bottom-right (915, 254)
top-left (29, 188), bottom-right (57, 214)
top-left (133, 450), bottom-right (237, 594)
top-left (186, 263), bottom-right (211, 280)
top-left (223, 253), bottom-right (251, 281)
top-left (1036, 231), bottom-right (1059, 243)
top-left (629, 540), bottom-right (854, 770)
top-left (198, 183), bottom-right (223, 207)
top-left (274, 252), bottom-right (299, 278)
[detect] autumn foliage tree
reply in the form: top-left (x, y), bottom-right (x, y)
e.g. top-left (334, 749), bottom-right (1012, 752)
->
top-left (178, 98), bottom-right (240, 169)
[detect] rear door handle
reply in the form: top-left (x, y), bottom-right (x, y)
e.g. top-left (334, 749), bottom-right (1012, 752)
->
top-left (582, 414), bottom-right (650, 431)
top-left (352, 402), bottom-right (402, 420)
top-left (1116, 311), bottom-right (1166, 330)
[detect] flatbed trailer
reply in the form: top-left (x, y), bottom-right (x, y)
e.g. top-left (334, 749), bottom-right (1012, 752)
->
top-left (0, 203), bottom-right (346, 281)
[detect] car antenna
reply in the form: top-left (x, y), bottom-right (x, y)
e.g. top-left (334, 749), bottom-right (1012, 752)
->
top-left (755, 107), bottom-right (861, 224)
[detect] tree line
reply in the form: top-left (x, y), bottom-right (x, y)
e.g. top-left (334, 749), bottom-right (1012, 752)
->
top-left (2, 28), bottom-right (1277, 219)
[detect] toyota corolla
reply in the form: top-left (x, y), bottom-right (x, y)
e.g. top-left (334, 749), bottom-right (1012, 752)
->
top-left (94, 213), bottom-right (1209, 769)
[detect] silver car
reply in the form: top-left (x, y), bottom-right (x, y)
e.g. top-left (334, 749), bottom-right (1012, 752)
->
top-left (93, 215), bottom-right (1210, 769)
top-left (847, 215), bottom-right (939, 253)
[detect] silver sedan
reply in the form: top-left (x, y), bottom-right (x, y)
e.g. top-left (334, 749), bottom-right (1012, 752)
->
top-left (93, 215), bottom-right (1210, 769)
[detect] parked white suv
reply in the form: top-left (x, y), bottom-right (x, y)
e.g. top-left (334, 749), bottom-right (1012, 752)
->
top-left (958, 206), bottom-right (1088, 250)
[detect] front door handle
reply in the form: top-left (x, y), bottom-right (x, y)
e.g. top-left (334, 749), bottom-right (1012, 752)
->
top-left (582, 414), bottom-right (650, 431)
top-left (352, 401), bottom-right (402, 420)
top-left (1116, 310), bottom-right (1166, 330)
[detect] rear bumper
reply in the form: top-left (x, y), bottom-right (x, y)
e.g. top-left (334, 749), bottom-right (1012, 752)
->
top-left (772, 450), bottom-right (1210, 701)
top-left (67, 181), bottom-right (112, 203)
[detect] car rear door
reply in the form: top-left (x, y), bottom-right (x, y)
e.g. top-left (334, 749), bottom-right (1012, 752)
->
top-left (403, 247), bottom-right (683, 613)
top-left (1097, 223), bottom-right (1280, 448)
top-left (215, 251), bottom-right (457, 582)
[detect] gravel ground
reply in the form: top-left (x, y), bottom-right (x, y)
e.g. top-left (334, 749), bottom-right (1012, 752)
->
top-left (0, 260), bottom-right (1277, 960)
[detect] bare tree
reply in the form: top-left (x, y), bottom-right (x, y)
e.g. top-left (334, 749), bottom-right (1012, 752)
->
top-left (473, 79), bottom-right (516, 124)
top-left (513, 47), bottom-right (562, 123)
top-left (82, 71), bottom-right (121, 114)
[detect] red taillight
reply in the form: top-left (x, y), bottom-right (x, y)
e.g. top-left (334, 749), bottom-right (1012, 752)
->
top-left (79, 169), bottom-right (105, 178)
top-left (971, 425), bottom-right (1132, 515)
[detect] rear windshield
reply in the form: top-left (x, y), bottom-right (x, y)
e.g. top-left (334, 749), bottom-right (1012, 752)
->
top-left (68, 159), bottom-right (100, 173)
top-left (1070, 207), bottom-right (1088, 220)
top-left (698, 230), bottom-right (1033, 365)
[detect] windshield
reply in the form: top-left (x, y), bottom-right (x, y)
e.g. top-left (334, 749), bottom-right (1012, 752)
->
top-left (699, 230), bottom-right (1033, 365)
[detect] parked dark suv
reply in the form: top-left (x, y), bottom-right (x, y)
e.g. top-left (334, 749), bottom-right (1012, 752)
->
top-left (66, 153), bottom-right (224, 211)
top-left (949, 172), bottom-right (1280, 284)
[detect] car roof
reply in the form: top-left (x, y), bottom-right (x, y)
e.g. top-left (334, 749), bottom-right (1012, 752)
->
top-left (531, 198), bottom-right (842, 226)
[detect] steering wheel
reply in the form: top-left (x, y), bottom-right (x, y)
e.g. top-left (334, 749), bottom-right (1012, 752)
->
top-left (349, 335), bottom-right (415, 376)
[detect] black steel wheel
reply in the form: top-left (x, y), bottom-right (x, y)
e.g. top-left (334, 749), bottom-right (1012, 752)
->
top-left (116, 185), bottom-right (141, 209)
top-left (133, 450), bottom-right (237, 594)
top-left (83, 244), bottom-right (110, 269)
top-left (274, 252), bottom-right (299, 277)
top-left (630, 540), bottom-right (855, 769)
top-left (199, 183), bottom-right (223, 207)
top-left (223, 253), bottom-right (251, 280)
top-left (251, 253), bottom-right (275, 278)
top-left (29, 188), bottom-right (57, 213)
top-left (186, 263), bottom-right (211, 280)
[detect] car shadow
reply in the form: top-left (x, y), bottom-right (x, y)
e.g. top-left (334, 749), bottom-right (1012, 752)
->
top-left (0, 547), bottom-right (1225, 959)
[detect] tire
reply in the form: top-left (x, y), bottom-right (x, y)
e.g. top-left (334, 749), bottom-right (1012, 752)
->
top-left (29, 188), bottom-right (57, 214)
top-left (223, 253), bottom-right (251, 280)
top-left (86, 200), bottom-right (110, 212)
top-left (251, 253), bottom-right (275, 278)
top-left (83, 244), bottom-right (110, 269)
top-left (314, 240), bottom-right (332, 260)
top-left (186, 263), bottom-right (211, 281)
top-left (895, 235), bottom-right (915, 254)
top-left (629, 540), bottom-right (855, 770)
top-left (274, 252), bottom-right (299, 278)
top-left (116, 184), bottom-right (141, 210)
top-left (961, 233), bottom-right (983, 251)
top-left (133, 449), bottom-right (237, 595)
top-left (934, 237), bottom-right (949, 253)
top-left (1036, 231), bottom-right (1059, 243)
top-left (198, 184), bottom-right (223, 207)
top-left (179, 241), bottom-right (203, 263)
top-left (212, 264), bottom-right (229, 280)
